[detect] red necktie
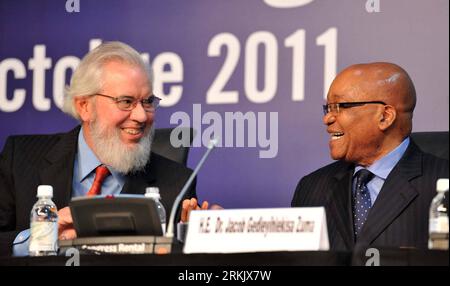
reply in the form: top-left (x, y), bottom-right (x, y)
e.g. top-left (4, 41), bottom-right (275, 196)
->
top-left (86, 165), bottom-right (111, 196)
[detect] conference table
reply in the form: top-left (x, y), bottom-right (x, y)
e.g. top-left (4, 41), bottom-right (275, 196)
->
top-left (0, 248), bottom-right (447, 266)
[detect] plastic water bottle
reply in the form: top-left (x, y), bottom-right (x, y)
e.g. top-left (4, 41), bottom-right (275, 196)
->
top-left (29, 185), bottom-right (59, 256)
top-left (428, 178), bottom-right (449, 250)
top-left (145, 187), bottom-right (166, 235)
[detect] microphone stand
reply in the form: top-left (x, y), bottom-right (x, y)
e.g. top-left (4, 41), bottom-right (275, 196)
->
top-left (165, 138), bottom-right (218, 239)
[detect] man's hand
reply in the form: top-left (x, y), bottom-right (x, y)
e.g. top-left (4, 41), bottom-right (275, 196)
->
top-left (181, 198), bottom-right (207, 222)
top-left (181, 198), bottom-right (223, 222)
top-left (58, 206), bottom-right (77, 240)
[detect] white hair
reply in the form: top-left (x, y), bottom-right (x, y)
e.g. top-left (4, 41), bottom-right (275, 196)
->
top-left (62, 41), bottom-right (152, 120)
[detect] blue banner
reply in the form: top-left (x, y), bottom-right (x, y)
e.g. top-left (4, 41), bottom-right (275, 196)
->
top-left (1, 0), bottom-right (448, 207)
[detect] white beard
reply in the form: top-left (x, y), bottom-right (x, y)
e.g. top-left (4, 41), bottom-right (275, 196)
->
top-left (89, 118), bottom-right (154, 174)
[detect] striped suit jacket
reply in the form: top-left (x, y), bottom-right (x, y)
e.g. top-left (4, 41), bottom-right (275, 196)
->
top-left (291, 141), bottom-right (449, 251)
top-left (0, 126), bottom-right (196, 256)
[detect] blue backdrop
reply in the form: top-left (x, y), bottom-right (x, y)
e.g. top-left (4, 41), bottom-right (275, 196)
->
top-left (0, 0), bottom-right (448, 208)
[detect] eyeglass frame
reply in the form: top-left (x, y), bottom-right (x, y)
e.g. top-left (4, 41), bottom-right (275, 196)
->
top-left (322, 101), bottom-right (387, 116)
top-left (93, 93), bottom-right (162, 112)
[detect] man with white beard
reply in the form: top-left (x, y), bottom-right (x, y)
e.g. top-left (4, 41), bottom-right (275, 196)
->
top-left (0, 42), bottom-right (198, 256)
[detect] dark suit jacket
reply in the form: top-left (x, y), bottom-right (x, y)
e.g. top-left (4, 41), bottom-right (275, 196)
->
top-left (291, 141), bottom-right (449, 251)
top-left (0, 127), bottom-right (196, 256)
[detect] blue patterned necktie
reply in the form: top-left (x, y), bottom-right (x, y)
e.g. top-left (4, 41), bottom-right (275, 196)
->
top-left (352, 169), bottom-right (374, 239)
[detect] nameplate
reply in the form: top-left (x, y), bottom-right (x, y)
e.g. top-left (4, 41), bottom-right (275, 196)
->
top-left (183, 207), bottom-right (329, 253)
top-left (58, 235), bottom-right (173, 255)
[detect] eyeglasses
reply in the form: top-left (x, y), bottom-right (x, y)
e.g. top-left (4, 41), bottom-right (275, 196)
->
top-left (322, 101), bottom-right (386, 115)
top-left (94, 93), bottom-right (161, 112)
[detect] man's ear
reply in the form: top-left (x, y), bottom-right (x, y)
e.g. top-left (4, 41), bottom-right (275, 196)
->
top-left (379, 105), bottom-right (396, 131)
top-left (74, 96), bottom-right (93, 122)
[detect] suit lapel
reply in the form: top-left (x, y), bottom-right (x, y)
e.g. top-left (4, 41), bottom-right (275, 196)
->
top-left (328, 163), bottom-right (355, 250)
top-left (357, 142), bottom-right (422, 244)
top-left (121, 165), bottom-right (156, 195)
top-left (39, 127), bottom-right (80, 208)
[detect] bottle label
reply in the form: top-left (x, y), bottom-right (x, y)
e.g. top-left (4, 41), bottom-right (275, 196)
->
top-left (29, 221), bottom-right (58, 252)
top-left (429, 217), bottom-right (449, 233)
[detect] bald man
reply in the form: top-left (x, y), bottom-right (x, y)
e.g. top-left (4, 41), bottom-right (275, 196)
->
top-left (291, 62), bottom-right (449, 251)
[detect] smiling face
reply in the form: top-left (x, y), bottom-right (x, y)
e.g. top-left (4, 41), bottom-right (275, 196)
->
top-left (91, 60), bottom-right (154, 146)
top-left (323, 67), bottom-right (389, 166)
top-left (76, 60), bottom-right (155, 173)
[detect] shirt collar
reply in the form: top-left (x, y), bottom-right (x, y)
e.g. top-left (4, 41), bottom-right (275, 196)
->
top-left (354, 137), bottom-right (410, 179)
top-left (76, 127), bottom-right (125, 185)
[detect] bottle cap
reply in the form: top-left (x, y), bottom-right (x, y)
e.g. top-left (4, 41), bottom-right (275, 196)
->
top-left (145, 187), bottom-right (161, 199)
top-left (436, 178), bottom-right (449, 192)
top-left (37, 185), bottom-right (53, 198)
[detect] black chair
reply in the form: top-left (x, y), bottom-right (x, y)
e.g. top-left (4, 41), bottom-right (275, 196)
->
top-left (411, 131), bottom-right (449, 160)
top-left (152, 127), bottom-right (195, 166)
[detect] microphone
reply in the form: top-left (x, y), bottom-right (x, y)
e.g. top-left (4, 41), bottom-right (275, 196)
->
top-left (165, 138), bottom-right (218, 239)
